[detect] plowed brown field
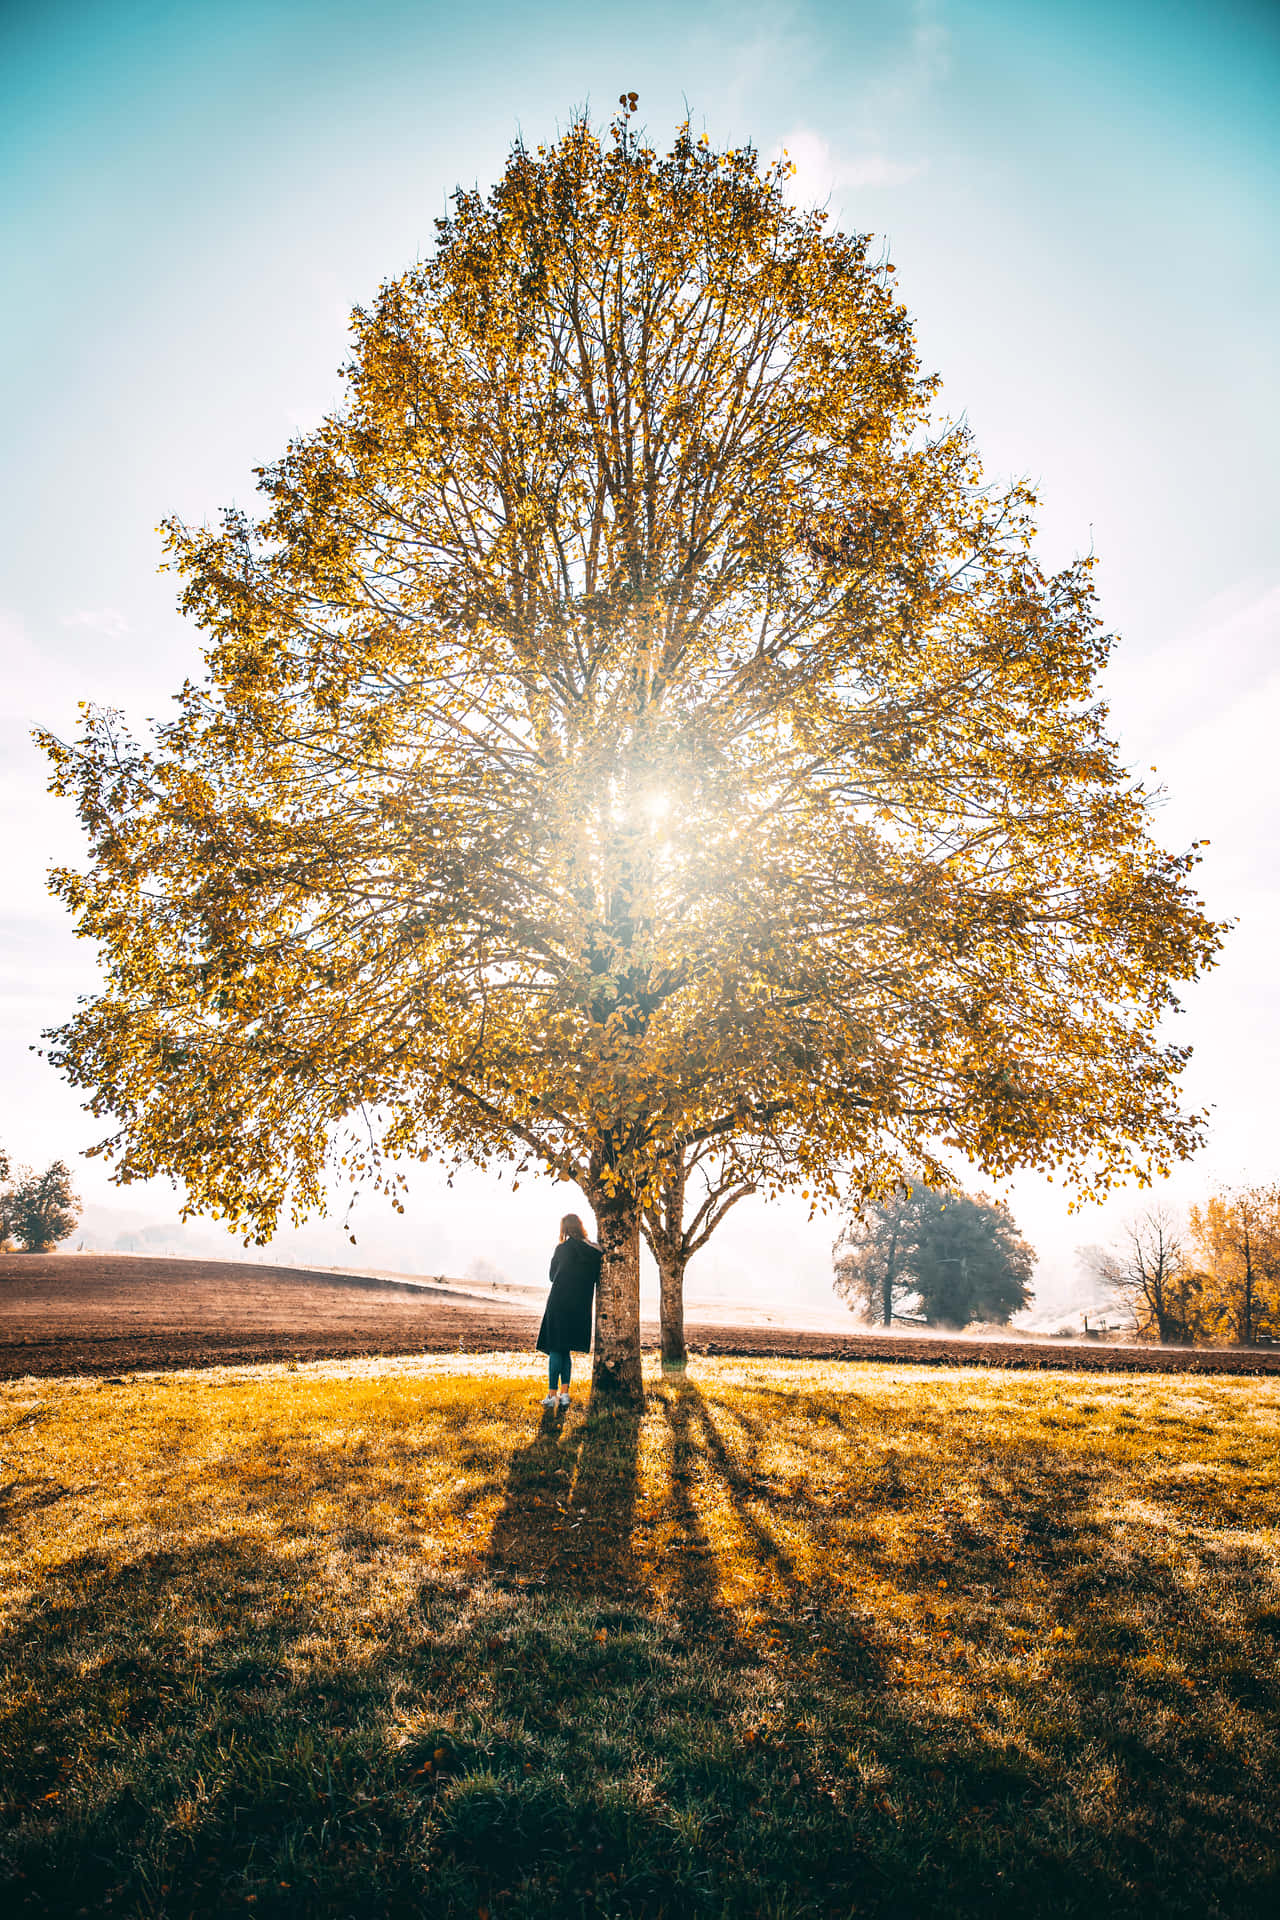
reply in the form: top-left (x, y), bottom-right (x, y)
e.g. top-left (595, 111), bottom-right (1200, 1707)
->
top-left (2, 1252), bottom-right (1278, 1379)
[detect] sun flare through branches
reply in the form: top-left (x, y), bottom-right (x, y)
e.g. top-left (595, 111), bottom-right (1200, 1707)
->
top-left (41, 109), bottom-right (1223, 1399)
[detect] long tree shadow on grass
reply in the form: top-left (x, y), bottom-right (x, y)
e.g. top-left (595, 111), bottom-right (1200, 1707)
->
top-left (2, 1386), bottom-right (1278, 1918)
top-left (0, 1529), bottom-right (856, 1919)
top-left (650, 1379), bottom-right (1280, 1918)
top-left (481, 1391), bottom-right (642, 1596)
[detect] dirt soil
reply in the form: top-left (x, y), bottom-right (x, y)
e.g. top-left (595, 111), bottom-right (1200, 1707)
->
top-left (3, 1253), bottom-right (1278, 1380)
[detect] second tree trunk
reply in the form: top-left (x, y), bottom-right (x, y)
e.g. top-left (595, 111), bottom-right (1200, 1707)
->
top-left (659, 1248), bottom-right (687, 1371)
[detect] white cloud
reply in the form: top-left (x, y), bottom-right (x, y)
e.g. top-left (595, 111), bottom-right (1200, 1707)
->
top-left (1105, 577), bottom-right (1280, 927)
top-left (1, 609), bottom-right (83, 724)
top-left (1107, 577), bottom-right (1280, 749)
top-left (909, 2), bottom-right (951, 89)
top-left (774, 127), bottom-right (924, 213)
top-left (60, 608), bottom-right (130, 639)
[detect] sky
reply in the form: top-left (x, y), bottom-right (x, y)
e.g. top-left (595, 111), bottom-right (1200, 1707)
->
top-left (1, 0), bottom-right (1277, 1318)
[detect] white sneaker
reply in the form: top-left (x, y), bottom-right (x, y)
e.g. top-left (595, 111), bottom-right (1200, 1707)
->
top-left (557, 1391), bottom-right (571, 1409)
top-left (541, 1392), bottom-right (559, 1409)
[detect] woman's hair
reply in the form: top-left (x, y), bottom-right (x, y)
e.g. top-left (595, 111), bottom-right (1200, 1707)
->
top-left (559, 1212), bottom-right (588, 1242)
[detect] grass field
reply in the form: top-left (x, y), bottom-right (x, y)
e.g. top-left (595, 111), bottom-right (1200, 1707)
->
top-left (1, 1356), bottom-right (1277, 1918)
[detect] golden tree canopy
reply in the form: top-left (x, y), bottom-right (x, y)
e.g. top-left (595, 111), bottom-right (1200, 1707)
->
top-left (44, 110), bottom-right (1222, 1276)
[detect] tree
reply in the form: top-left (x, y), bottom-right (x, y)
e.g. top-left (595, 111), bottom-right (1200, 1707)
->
top-left (642, 1143), bottom-right (756, 1368)
top-left (1187, 1188), bottom-right (1280, 1347)
top-left (42, 108), bottom-right (1222, 1404)
top-left (910, 1187), bottom-right (1035, 1326)
top-left (1082, 1206), bottom-right (1200, 1343)
top-left (3, 1161), bottom-right (82, 1253)
top-left (835, 1182), bottom-right (1035, 1327)
top-left (833, 1182), bottom-right (920, 1326)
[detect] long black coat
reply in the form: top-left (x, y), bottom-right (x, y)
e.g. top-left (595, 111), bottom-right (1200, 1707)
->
top-left (536, 1237), bottom-right (601, 1354)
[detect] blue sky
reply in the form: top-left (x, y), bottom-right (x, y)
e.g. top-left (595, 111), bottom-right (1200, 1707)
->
top-left (1, 0), bottom-right (1277, 1311)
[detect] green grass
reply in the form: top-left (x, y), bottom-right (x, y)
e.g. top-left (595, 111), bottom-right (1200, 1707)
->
top-left (1, 1355), bottom-right (1278, 1917)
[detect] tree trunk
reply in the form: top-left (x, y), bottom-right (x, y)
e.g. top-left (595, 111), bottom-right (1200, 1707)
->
top-left (882, 1228), bottom-right (898, 1327)
top-left (658, 1161), bottom-right (688, 1371)
top-left (1241, 1230), bottom-right (1256, 1346)
top-left (659, 1248), bottom-right (687, 1371)
top-left (590, 1186), bottom-right (645, 1404)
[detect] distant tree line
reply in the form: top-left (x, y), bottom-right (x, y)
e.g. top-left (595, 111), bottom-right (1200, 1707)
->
top-left (1083, 1187), bottom-right (1280, 1347)
top-left (833, 1182), bottom-right (1035, 1329)
top-left (0, 1148), bottom-right (81, 1253)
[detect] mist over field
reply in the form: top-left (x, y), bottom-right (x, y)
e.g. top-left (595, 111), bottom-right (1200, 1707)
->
top-left (66, 1172), bottom-right (1119, 1336)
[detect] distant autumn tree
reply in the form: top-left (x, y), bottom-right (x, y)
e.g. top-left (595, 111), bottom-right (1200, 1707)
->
top-left (42, 107), bottom-right (1221, 1403)
top-left (1187, 1188), bottom-right (1280, 1347)
top-left (1083, 1206), bottom-right (1201, 1344)
top-left (835, 1182), bottom-right (1034, 1328)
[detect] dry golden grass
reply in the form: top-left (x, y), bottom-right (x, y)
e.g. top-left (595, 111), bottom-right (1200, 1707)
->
top-left (1, 1356), bottom-right (1277, 1917)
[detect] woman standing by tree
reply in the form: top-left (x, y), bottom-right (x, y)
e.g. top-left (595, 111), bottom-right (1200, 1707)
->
top-left (537, 1214), bottom-right (601, 1410)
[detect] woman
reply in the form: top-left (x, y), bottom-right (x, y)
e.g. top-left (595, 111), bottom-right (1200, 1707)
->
top-left (536, 1212), bottom-right (601, 1410)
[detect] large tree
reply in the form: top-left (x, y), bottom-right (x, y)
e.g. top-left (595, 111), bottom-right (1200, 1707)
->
top-left (910, 1187), bottom-right (1035, 1327)
top-left (42, 107), bottom-right (1221, 1402)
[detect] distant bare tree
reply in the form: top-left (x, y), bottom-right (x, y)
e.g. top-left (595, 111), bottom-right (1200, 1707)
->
top-left (1083, 1206), bottom-right (1199, 1344)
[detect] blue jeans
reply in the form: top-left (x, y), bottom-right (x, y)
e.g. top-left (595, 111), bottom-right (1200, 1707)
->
top-left (547, 1350), bottom-right (572, 1390)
